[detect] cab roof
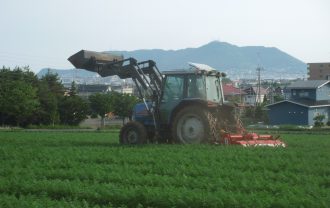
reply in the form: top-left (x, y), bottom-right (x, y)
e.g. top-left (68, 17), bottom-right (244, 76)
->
top-left (162, 62), bottom-right (220, 75)
top-left (162, 69), bottom-right (221, 76)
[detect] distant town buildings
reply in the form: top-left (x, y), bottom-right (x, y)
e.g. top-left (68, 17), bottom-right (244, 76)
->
top-left (77, 84), bottom-right (112, 98)
top-left (243, 86), bottom-right (268, 106)
top-left (76, 84), bottom-right (134, 98)
top-left (222, 83), bottom-right (246, 102)
top-left (307, 62), bottom-right (330, 80)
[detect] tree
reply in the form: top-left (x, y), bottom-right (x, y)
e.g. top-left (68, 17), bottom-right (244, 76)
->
top-left (221, 77), bottom-right (232, 84)
top-left (69, 81), bottom-right (77, 96)
top-left (59, 96), bottom-right (88, 125)
top-left (58, 82), bottom-right (88, 125)
top-left (36, 73), bottom-right (64, 126)
top-left (36, 81), bottom-right (59, 125)
top-left (274, 94), bottom-right (284, 102)
top-left (89, 93), bottom-right (113, 126)
top-left (313, 114), bottom-right (325, 127)
top-left (112, 92), bottom-right (139, 124)
top-left (242, 105), bottom-right (268, 124)
top-left (40, 73), bottom-right (64, 100)
top-left (244, 107), bottom-right (254, 117)
top-left (0, 80), bottom-right (39, 126)
top-left (254, 105), bottom-right (269, 123)
top-left (0, 67), bottom-right (40, 126)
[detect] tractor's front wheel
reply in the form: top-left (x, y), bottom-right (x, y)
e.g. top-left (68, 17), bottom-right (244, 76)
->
top-left (172, 106), bottom-right (211, 144)
top-left (119, 121), bottom-right (147, 144)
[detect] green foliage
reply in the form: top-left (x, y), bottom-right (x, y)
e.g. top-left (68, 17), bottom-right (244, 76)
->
top-left (112, 92), bottom-right (139, 124)
top-left (0, 67), bottom-right (40, 126)
top-left (244, 107), bottom-right (254, 117)
top-left (39, 73), bottom-right (64, 100)
top-left (37, 73), bottom-right (64, 126)
top-left (243, 105), bottom-right (269, 124)
top-left (0, 131), bottom-right (329, 207)
top-left (0, 67), bottom-right (88, 127)
top-left (278, 124), bottom-right (302, 130)
top-left (59, 96), bottom-right (89, 125)
top-left (88, 93), bottom-right (113, 118)
top-left (221, 77), bottom-right (232, 84)
top-left (69, 81), bottom-right (77, 96)
top-left (26, 124), bottom-right (91, 129)
top-left (254, 105), bottom-right (263, 120)
top-left (314, 114), bottom-right (325, 127)
top-left (89, 93), bottom-right (114, 126)
top-left (57, 81), bottom-right (88, 125)
top-left (8, 81), bottom-right (39, 126)
top-left (37, 79), bottom-right (59, 125)
top-left (274, 94), bottom-right (284, 102)
top-left (88, 92), bottom-right (139, 126)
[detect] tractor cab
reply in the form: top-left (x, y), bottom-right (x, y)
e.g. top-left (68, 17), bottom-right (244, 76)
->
top-left (159, 65), bottom-right (225, 126)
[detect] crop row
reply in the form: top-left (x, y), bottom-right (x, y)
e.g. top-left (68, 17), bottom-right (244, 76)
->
top-left (0, 131), bottom-right (329, 207)
top-left (1, 176), bottom-right (327, 208)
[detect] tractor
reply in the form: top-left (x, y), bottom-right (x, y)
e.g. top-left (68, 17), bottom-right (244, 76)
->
top-left (68, 50), bottom-right (285, 147)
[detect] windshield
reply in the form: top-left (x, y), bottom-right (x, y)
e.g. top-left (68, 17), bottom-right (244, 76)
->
top-left (162, 75), bottom-right (184, 102)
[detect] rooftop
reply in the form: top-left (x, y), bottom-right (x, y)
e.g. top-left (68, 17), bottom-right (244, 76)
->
top-left (266, 99), bottom-right (330, 108)
top-left (288, 80), bottom-right (330, 89)
top-left (222, 84), bottom-right (246, 96)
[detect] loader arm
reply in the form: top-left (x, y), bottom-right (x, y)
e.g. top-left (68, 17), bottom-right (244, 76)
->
top-left (68, 50), bottom-right (163, 99)
top-left (68, 50), bottom-right (163, 139)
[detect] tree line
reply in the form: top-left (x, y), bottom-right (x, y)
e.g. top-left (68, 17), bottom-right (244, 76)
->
top-left (0, 67), bottom-right (139, 127)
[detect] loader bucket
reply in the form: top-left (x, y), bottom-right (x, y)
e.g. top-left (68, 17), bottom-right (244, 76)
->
top-left (68, 50), bottom-right (123, 72)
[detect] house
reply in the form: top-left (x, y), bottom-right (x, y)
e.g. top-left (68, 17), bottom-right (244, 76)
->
top-left (283, 87), bottom-right (291, 100)
top-left (243, 86), bottom-right (268, 106)
top-left (122, 87), bottom-right (134, 94)
top-left (266, 80), bottom-right (330, 125)
top-left (222, 83), bottom-right (246, 102)
top-left (77, 84), bottom-right (112, 98)
top-left (307, 62), bottom-right (330, 80)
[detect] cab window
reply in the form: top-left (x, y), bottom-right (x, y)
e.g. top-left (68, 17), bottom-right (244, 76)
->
top-left (206, 76), bottom-right (221, 102)
top-left (162, 75), bottom-right (184, 102)
top-left (187, 75), bottom-right (206, 99)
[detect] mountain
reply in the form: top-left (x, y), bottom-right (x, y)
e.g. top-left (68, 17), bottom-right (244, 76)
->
top-left (37, 41), bottom-right (306, 80)
top-left (110, 41), bottom-right (306, 79)
top-left (37, 68), bottom-right (98, 78)
top-left (37, 68), bottom-right (122, 86)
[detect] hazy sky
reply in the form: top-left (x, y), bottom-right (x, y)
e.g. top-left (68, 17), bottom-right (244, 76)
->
top-left (0, 0), bottom-right (329, 72)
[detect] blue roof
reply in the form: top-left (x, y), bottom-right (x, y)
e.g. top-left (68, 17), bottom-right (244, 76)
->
top-left (288, 80), bottom-right (330, 89)
top-left (266, 99), bottom-right (330, 108)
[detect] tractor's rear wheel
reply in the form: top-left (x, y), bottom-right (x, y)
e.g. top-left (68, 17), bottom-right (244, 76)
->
top-left (119, 121), bottom-right (147, 144)
top-left (172, 106), bottom-right (212, 144)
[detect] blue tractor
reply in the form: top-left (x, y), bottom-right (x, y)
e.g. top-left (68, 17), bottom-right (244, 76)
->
top-left (68, 50), bottom-right (235, 144)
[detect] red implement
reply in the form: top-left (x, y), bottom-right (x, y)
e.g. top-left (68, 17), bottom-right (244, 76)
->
top-left (221, 132), bottom-right (286, 147)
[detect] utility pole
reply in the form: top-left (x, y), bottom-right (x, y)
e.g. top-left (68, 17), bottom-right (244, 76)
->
top-left (255, 67), bottom-right (262, 106)
top-left (269, 79), bottom-right (274, 104)
top-left (255, 52), bottom-right (263, 107)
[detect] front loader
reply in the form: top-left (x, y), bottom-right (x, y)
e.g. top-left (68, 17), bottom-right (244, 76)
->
top-left (68, 50), bottom-right (285, 147)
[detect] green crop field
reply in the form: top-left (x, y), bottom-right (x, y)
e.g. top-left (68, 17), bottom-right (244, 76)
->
top-left (0, 131), bottom-right (329, 207)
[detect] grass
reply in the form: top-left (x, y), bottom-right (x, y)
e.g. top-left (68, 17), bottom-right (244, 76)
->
top-left (25, 124), bottom-right (93, 129)
top-left (0, 131), bottom-right (329, 207)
